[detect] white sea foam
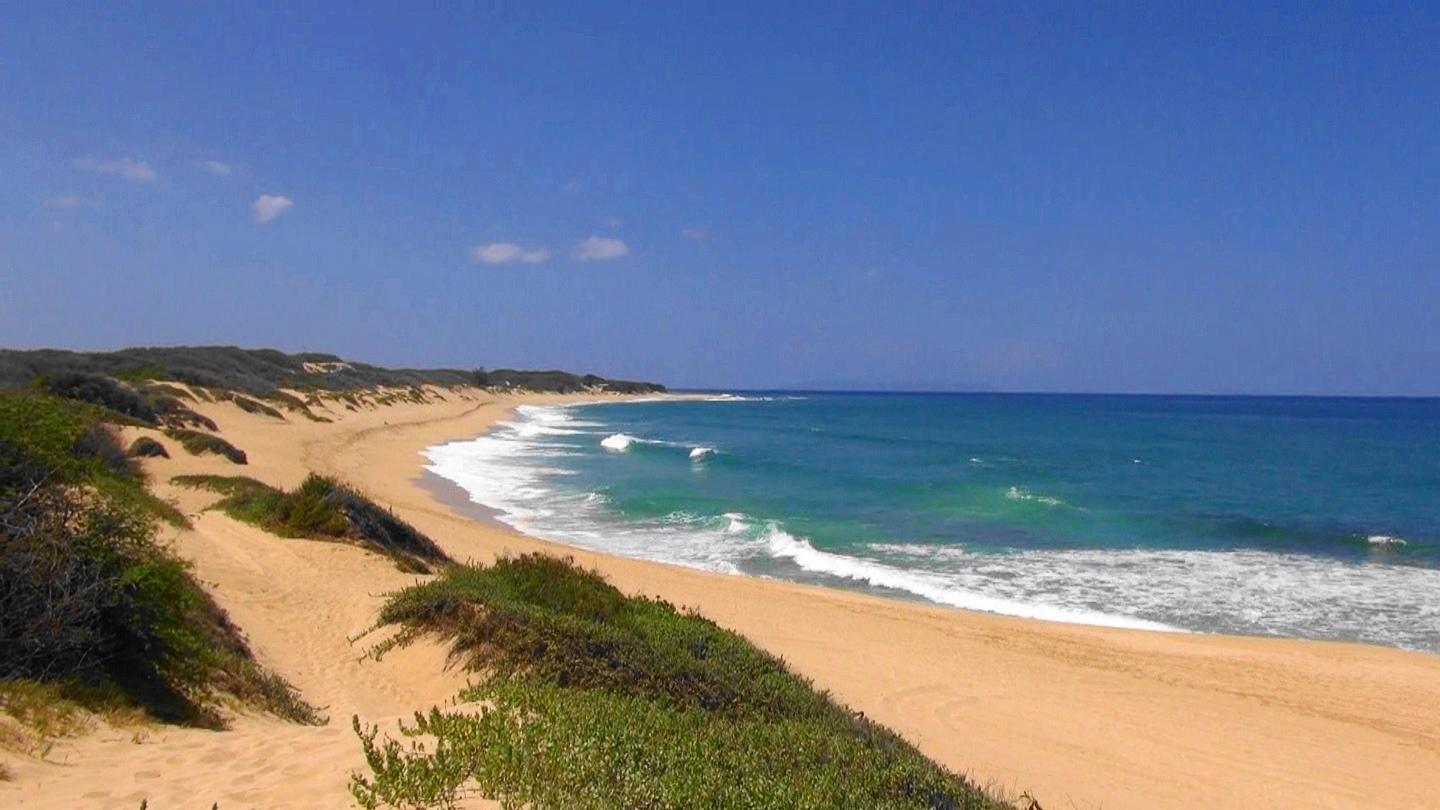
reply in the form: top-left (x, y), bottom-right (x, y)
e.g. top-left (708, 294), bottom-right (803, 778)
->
top-left (690, 446), bottom-right (716, 460)
top-left (765, 526), bottom-right (1179, 632)
top-left (425, 401), bottom-right (1440, 652)
top-left (1005, 486), bottom-right (1065, 507)
top-left (600, 433), bottom-right (635, 451)
top-left (426, 406), bottom-right (749, 575)
top-left (864, 542), bottom-right (1440, 650)
top-left (722, 512), bottom-right (749, 533)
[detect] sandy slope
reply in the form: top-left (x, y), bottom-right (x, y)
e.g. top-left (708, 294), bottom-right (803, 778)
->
top-left (4, 388), bottom-right (1439, 809)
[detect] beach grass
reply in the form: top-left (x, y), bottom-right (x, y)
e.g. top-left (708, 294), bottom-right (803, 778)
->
top-left (352, 553), bottom-right (1009, 810)
top-left (173, 473), bottom-right (450, 573)
top-left (163, 428), bottom-right (247, 464)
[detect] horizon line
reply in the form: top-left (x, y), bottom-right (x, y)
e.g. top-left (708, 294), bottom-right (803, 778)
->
top-left (677, 387), bottom-right (1440, 401)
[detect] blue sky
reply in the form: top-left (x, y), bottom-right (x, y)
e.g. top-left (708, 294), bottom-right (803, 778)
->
top-left (2, 3), bottom-right (1436, 394)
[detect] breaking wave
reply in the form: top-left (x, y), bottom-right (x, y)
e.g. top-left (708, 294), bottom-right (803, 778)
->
top-left (424, 399), bottom-right (1440, 652)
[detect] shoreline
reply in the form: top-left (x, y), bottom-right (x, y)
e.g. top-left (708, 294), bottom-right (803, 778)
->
top-left (8, 388), bottom-right (1439, 808)
top-left (421, 398), bottom-right (1198, 636)
top-left (359, 393), bottom-right (1440, 808)
top-left (425, 395), bottom-right (1429, 647)
top-left (415, 466), bottom-right (510, 530)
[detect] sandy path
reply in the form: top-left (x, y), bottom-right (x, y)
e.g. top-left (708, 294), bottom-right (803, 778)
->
top-left (5, 388), bottom-right (1439, 809)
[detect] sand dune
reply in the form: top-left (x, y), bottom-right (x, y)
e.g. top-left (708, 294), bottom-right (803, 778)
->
top-left (4, 387), bottom-right (1439, 808)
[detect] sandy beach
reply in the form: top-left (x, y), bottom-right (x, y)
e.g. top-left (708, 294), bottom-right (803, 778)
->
top-left (5, 388), bottom-right (1439, 809)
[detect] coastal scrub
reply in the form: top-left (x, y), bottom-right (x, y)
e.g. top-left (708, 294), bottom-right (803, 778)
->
top-left (173, 473), bottom-right (450, 574)
top-left (352, 554), bottom-right (1009, 810)
top-left (0, 391), bottom-right (320, 729)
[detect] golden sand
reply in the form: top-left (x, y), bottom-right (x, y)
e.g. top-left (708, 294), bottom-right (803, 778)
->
top-left (4, 388), bottom-right (1438, 809)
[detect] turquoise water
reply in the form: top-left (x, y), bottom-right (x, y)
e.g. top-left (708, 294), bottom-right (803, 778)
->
top-left (426, 393), bottom-right (1440, 651)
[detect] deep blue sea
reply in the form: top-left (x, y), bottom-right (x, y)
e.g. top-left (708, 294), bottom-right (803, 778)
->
top-left (426, 393), bottom-right (1440, 652)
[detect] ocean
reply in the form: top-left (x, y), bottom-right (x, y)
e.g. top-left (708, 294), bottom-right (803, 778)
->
top-left (425, 392), bottom-right (1440, 652)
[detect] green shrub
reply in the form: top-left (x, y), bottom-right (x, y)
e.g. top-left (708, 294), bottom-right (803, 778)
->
top-left (164, 429), bottom-right (247, 464)
top-left (146, 393), bottom-right (218, 431)
top-left (0, 394), bottom-right (319, 728)
top-left (127, 436), bottom-right (169, 459)
top-left (173, 474), bottom-right (449, 573)
top-left (227, 393), bottom-right (284, 419)
top-left (352, 555), bottom-right (1006, 810)
top-left (370, 555), bottom-right (823, 718)
top-left (0, 392), bottom-right (185, 528)
top-left (114, 364), bottom-right (165, 383)
top-left (0, 345), bottom-right (665, 396)
top-left (261, 390), bottom-right (330, 421)
top-left (40, 372), bottom-right (157, 425)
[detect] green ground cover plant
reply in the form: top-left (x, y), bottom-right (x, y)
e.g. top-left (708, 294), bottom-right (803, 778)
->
top-left (351, 554), bottom-right (1009, 810)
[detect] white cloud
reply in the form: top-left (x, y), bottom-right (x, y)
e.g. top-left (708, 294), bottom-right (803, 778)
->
top-left (198, 160), bottom-right (233, 176)
top-left (571, 235), bottom-right (629, 261)
top-left (681, 226), bottom-right (708, 240)
top-left (470, 242), bottom-right (551, 265)
top-left (253, 194), bottom-right (293, 224)
top-left (75, 156), bottom-right (157, 183)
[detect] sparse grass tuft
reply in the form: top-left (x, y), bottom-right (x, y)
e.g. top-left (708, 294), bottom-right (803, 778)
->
top-left (173, 474), bottom-right (449, 573)
top-left (164, 429), bottom-right (247, 464)
top-left (0, 681), bottom-right (96, 744)
top-left (351, 554), bottom-right (1008, 810)
top-left (226, 393), bottom-right (284, 419)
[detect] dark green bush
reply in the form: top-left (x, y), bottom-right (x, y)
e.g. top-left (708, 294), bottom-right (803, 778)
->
top-left (164, 429), bottom-right (247, 464)
top-left (173, 474), bottom-right (449, 573)
top-left (127, 437), bottom-right (169, 459)
top-left (0, 392), bottom-right (184, 528)
top-left (146, 393), bottom-right (218, 431)
top-left (40, 372), bottom-right (157, 424)
top-left (226, 393), bottom-right (284, 419)
top-left (352, 555), bottom-right (1006, 810)
top-left (0, 346), bottom-right (664, 396)
top-left (0, 393), bottom-right (319, 728)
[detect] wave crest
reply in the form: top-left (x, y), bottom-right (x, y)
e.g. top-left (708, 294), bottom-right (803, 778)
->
top-left (601, 433), bottom-right (636, 451)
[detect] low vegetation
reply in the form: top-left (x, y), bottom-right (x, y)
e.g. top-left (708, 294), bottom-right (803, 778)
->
top-left (30, 370), bottom-right (216, 433)
top-left (40, 371), bottom-right (158, 424)
top-left (199, 389), bottom-right (285, 419)
top-left (351, 554), bottom-right (1007, 810)
top-left (0, 346), bottom-right (664, 396)
top-left (126, 436), bottom-right (169, 459)
top-left (164, 429), bottom-right (247, 464)
top-left (0, 391), bottom-right (320, 731)
top-left (173, 474), bottom-right (450, 574)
